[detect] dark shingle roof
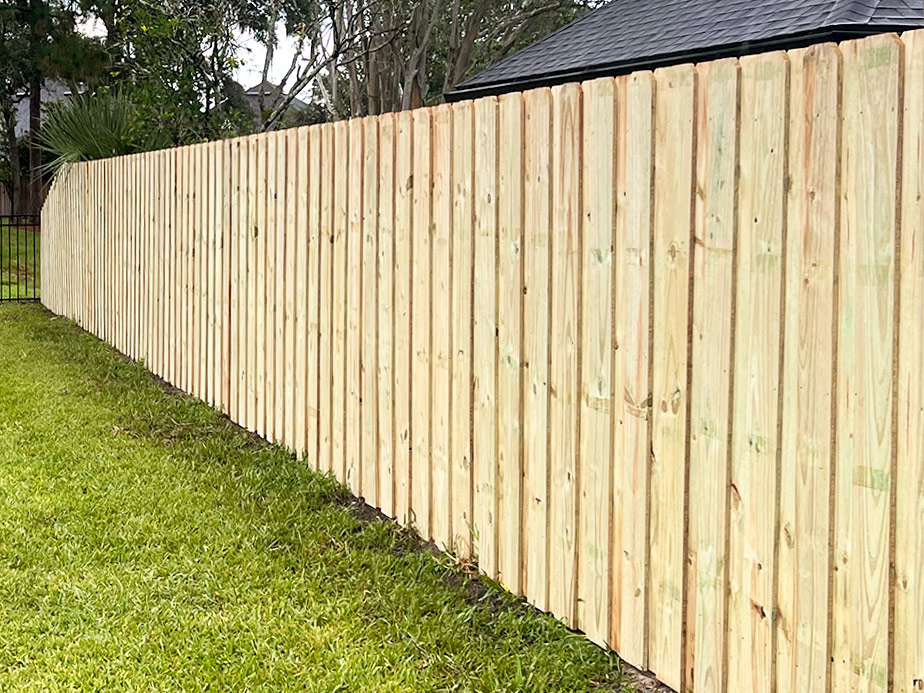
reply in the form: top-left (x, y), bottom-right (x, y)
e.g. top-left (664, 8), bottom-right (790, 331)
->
top-left (448, 0), bottom-right (923, 99)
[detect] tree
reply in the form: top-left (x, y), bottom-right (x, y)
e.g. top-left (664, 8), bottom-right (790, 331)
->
top-left (253, 0), bottom-right (601, 130)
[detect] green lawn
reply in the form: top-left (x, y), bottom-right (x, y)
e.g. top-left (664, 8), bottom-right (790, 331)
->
top-left (0, 222), bottom-right (41, 301)
top-left (0, 303), bottom-right (633, 692)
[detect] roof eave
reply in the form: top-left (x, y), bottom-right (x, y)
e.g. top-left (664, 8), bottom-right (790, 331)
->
top-left (445, 23), bottom-right (920, 102)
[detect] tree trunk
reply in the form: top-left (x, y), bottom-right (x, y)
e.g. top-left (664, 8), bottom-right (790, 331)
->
top-left (2, 103), bottom-right (21, 215)
top-left (28, 70), bottom-right (41, 215)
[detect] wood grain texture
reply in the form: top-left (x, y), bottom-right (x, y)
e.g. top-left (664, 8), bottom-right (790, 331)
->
top-left (727, 51), bottom-right (789, 693)
top-left (578, 77), bottom-right (615, 647)
top-left (473, 96), bottom-right (498, 578)
top-left (497, 93), bottom-right (524, 595)
top-left (649, 64), bottom-right (696, 692)
top-left (394, 111), bottom-right (414, 525)
top-left (331, 121), bottom-right (349, 482)
top-left (318, 124), bottom-right (334, 473)
top-left (522, 88), bottom-right (551, 608)
top-left (347, 119), bottom-right (363, 495)
top-left (685, 57), bottom-right (738, 693)
top-left (896, 28), bottom-right (924, 693)
top-left (362, 117), bottom-right (379, 503)
top-left (777, 44), bottom-right (839, 693)
top-left (833, 34), bottom-right (901, 693)
top-left (611, 70), bottom-right (654, 669)
top-left (450, 102), bottom-right (474, 558)
top-left (378, 114), bottom-right (397, 517)
top-left (548, 83), bottom-right (581, 626)
top-left (431, 104), bottom-right (453, 550)
top-left (411, 108), bottom-right (433, 539)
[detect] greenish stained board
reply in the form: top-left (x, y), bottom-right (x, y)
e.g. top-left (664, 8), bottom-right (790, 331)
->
top-left (378, 113), bottom-right (396, 517)
top-left (473, 96), bottom-right (498, 579)
top-left (611, 70), bottom-right (653, 669)
top-left (362, 117), bottom-right (379, 504)
top-left (318, 124), bottom-right (334, 473)
top-left (431, 104), bottom-right (452, 551)
top-left (522, 87), bottom-right (551, 608)
top-left (497, 92), bottom-right (524, 595)
top-left (578, 77), bottom-right (615, 647)
top-left (776, 44), bottom-right (838, 693)
top-left (897, 28), bottom-right (924, 693)
top-left (347, 119), bottom-right (363, 495)
top-left (450, 101), bottom-right (474, 558)
top-left (332, 121), bottom-right (349, 482)
top-left (306, 126), bottom-right (321, 466)
top-left (728, 51), bottom-right (788, 693)
top-left (649, 64), bottom-right (695, 692)
top-left (684, 56), bottom-right (738, 693)
top-left (394, 110), bottom-right (414, 525)
top-left (548, 83), bottom-right (581, 626)
top-left (833, 34), bottom-right (900, 693)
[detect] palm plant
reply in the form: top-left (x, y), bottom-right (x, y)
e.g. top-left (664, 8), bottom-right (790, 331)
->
top-left (40, 92), bottom-right (169, 172)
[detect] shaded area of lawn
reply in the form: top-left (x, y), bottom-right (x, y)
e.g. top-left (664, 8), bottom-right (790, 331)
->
top-left (0, 221), bottom-right (40, 301)
top-left (0, 304), bottom-right (632, 692)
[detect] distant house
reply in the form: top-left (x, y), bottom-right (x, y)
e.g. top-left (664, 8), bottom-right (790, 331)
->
top-left (242, 81), bottom-right (309, 124)
top-left (447, 0), bottom-right (924, 101)
top-left (13, 80), bottom-right (75, 138)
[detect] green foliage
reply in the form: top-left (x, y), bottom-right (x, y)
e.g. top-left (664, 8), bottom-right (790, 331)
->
top-left (0, 303), bottom-right (633, 691)
top-left (40, 92), bottom-right (169, 170)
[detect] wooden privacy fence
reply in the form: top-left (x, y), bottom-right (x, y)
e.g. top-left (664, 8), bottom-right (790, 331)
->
top-left (40, 30), bottom-right (924, 693)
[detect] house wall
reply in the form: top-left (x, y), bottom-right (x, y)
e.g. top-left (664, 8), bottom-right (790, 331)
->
top-left (39, 30), bottom-right (924, 693)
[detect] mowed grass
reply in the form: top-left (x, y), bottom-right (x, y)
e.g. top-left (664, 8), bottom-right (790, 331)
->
top-left (0, 223), bottom-right (40, 300)
top-left (0, 303), bottom-right (632, 692)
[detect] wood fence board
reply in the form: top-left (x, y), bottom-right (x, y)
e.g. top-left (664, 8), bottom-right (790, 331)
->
top-left (611, 70), bottom-right (654, 668)
top-left (394, 111), bottom-right (414, 525)
top-left (727, 51), bottom-right (788, 693)
top-left (473, 96), bottom-right (498, 578)
top-left (497, 93), bottom-right (525, 594)
top-left (318, 124), bottom-right (334, 472)
top-left (362, 117), bottom-right (380, 503)
top-left (685, 57), bottom-right (738, 693)
top-left (294, 126), bottom-right (309, 457)
top-left (332, 121), bottom-right (349, 481)
top-left (412, 108), bottom-right (433, 539)
top-left (378, 114), bottom-right (397, 517)
top-left (431, 104), bottom-right (453, 550)
top-left (522, 88), bottom-right (551, 607)
top-left (548, 83), bottom-right (581, 625)
top-left (896, 28), bottom-right (924, 693)
top-left (833, 34), bottom-right (900, 693)
top-left (284, 129), bottom-right (298, 448)
top-left (578, 77), bottom-right (616, 646)
top-left (347, 118), bottom-right (364, 495)
top-left (450, 101), bottom-right (474, 558)
top-left (306, 126), bottom-right (321, 466)
top-left (777, 44), bottom-right (839, 693)
top-left (649, 64), bottom-right (696, 691)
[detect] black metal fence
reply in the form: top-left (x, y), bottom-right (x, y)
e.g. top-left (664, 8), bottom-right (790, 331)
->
top-left (0, 215), bottom-right (40, 302)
